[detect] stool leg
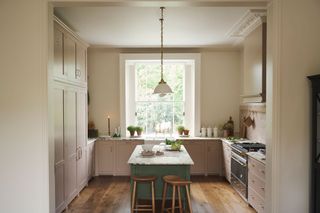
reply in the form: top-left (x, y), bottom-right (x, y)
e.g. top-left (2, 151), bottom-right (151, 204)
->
top-left (172, 185), bottom-right (176, 213)
top-left (177, 186), bottom-right (182, 213)
top-left (185, 185), bottom-right (192, 213)
top-left (161, 182), bottom-right (168, 213)
top-left (131, 181), bottom-right (137, 213)
top-left (151, 181), bottom-right (155, 213)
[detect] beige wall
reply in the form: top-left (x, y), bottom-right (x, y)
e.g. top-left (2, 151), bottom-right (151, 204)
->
top-left (242, 25), bottom-right (263, 98)
top-left (266, 0), bottom-right (320, 212)
top-left (200, 51), bottom-right (241, 133)
top-left (88, 48), bottom-right (241, 135)
top-left (0, 0), bottom-right (49, 213)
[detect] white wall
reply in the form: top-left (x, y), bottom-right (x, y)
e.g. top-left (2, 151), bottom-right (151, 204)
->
top-left (0, 1), bottom-right (49, 213)
top-left (88, 48), bottom-right (241, 135)
top-left (267, 0), bottom-right (320, 212)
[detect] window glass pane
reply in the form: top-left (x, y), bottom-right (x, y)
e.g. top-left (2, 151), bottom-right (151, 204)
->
top-left (136, 102), bottom-right (173, 134)
top-left (174, 102), bottom-right (184, 129)
top-left (135, 61), bottom-right (185, 135)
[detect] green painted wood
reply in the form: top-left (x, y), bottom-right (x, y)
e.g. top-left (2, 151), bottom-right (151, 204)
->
top-left (130, 164), bottom-right (190, 200)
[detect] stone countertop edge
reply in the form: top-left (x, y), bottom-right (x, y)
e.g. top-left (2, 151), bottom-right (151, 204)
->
top-left (220, 138), bottom-right (234, 146)
top-left (87, 138), bottom-right (97, 144)
top-left (128, 145), bottom-right (194, 165)
top-left (97, 136), bottom-right (223, 141)
top-left (247, 152), bottom-right (266, 164)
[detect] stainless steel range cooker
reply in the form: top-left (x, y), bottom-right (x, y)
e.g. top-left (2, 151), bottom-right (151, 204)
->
top-left (230, 142), bottom-right (265, 201)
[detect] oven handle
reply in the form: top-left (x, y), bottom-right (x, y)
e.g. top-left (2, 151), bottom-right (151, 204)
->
top-left (232, 155), bottom-right (247, 167)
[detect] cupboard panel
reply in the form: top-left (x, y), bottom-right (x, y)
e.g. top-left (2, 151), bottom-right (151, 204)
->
top-left (97, 141), bottom-right (114, 174)
top-left (76, 43), bottom-right (87, 83)
top-left (207, 141), bottom-right (222, 175)
top-left (64, 35), bottom-right (76, 81)
top-left (184, 141), bottom-right (206, 174)
top-left (76, 91), bottom-right (88, 190)
top-left (54, 24), bottom-right (64, 78)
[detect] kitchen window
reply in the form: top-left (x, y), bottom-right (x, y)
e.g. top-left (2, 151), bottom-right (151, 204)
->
top-left (120, 54), bottom-right (201, 137)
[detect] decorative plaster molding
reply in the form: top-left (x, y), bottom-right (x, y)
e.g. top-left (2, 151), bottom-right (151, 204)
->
top-left (227, 9), bottom-right (267, 39)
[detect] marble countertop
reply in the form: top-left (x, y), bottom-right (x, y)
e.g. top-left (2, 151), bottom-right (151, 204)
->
top-left (97, 135), bottom-right (221, 142)
top-left (247, 152), bottom-right (266, 164)
top-left (128, 145), bottom-right (194, 165)
top-left (88, 138), bottom-right (97, 144)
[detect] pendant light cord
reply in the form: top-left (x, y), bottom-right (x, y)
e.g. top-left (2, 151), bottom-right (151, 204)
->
top-left (160, 7), bottom-right (164, 82)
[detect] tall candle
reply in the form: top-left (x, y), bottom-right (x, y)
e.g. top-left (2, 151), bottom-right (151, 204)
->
top-left (107, 115), bottom-right (111, 136)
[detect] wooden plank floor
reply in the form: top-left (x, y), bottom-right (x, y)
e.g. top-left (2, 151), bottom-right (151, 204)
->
top-left (64, 176), bottom-right (255, 213)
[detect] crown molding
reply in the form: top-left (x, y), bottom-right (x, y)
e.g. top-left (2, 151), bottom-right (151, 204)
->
top-left (227, 9), bottom-right (267, 39)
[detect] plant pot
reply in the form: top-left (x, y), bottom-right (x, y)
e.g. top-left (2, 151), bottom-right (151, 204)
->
top-left (129, 131), bottom-right (135, 137)
top-left (178, 130), bottom-right (184, 135)
top-left (137, 130), bottom-right (142, 136)
top-left (223, 129), bottom-right (234, 137)
top-left (183, 130), bottom-right (190, 135)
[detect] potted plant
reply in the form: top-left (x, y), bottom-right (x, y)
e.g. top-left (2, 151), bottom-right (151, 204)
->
top-left (177, 126), bottom-right (185, 135)
top-left (127, 125), bottom-right (136, 137)
top-left (183, 128), bottom-right (190, 136)
top-left (136, 126), bottom-right (143, 136)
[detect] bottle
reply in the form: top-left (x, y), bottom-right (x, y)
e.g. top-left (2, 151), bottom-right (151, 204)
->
top-left (227, 117), bottom-right (234, 136)
top-left (207, 126), bottom-right (213, 137)
top-left (213, 126), bottom-right (218, 137)
top-left (201, 127), bottom-right (207, 137)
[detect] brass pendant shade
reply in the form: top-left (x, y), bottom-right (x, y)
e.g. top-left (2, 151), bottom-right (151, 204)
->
top-left (153, 7), bottom-right (173, 96)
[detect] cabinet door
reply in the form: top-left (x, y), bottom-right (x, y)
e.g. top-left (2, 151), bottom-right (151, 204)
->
top-left (115, 141), bottom-right (135, 175)
top-left (96, 141), bottom-right (114, 174)
top-left (184, 141), bottom-right (206, 174)
top-left (64, 34), bottom-right (76, 81)
top-left (222, 142), bottom-right (232, 182)
top-left (64, 89), bottom-right (77, 203)
top-left (76, 42), bottom-right (87, 83)
top-left (54, 24), bottom-right (64, 78)
top-left (76, 91), bottom-right (88, 191)
top-left (207, 141), bottom-right (223, 175)
top-left (87, 142), bottom-right (95, 180)
top-left (54, 87), bottom-right (65, 212)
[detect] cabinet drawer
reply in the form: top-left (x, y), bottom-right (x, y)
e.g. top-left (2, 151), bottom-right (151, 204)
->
top-left (248, 157), bottom-right (265, 180)
top-left (248, 172), bottom-right (265, 199)
top-left (248, 188), bottom-right (265, 213)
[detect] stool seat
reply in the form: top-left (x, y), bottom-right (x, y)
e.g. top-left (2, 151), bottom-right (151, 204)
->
top-left (132, 176), bottom-right (157, 182)
top-left (163, 175), bottom-right (181, 182)
top-left (166, 180), bottom-right (192, 186)
top-left (161, 176), bottom-right (192, 213)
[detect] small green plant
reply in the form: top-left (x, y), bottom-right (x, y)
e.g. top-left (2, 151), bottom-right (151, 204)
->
top-left (127, 125), bottom-right (136, 137)
top-left (177, 126), bottom-right (185, 135)
top-left (136, 126), bottom-right (143, 136)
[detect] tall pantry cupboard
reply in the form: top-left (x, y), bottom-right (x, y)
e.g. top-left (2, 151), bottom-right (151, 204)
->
top-left (53, 17), bottom-right (89, 213)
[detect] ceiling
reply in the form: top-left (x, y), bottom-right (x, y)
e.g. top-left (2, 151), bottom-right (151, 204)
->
top-left (55, 7), bottom-right (251, 48)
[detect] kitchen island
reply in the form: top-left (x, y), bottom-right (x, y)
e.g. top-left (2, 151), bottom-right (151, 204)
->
top-left (128, 145), bottom-right (194, 200)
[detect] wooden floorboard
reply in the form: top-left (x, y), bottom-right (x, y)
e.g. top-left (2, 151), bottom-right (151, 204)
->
top-left (63, 176), bottom-right (255, 213)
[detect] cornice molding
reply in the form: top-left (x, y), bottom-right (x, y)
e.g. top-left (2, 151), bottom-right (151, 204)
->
top-left (227, 9), bottom-right (267, 39)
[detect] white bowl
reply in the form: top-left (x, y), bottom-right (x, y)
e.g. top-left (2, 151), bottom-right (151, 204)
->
top-left (142, 144), bottom-right (154, 152)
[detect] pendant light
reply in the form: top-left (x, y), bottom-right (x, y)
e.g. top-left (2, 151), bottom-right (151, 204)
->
top-left (153, 7), bottom-right (173, 96)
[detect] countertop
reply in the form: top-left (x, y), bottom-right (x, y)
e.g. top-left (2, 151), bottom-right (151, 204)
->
top-left (128, 145), bottom-right (194, 165)
top-left (97, 135), bottom-right (221, 141)
top-left (88, 138), bottom-right (97, 144)
top-left (247, 151), bottom-right (266, 164)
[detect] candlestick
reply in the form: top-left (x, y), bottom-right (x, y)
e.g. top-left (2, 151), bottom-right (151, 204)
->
top-left (107, 115), bottom-right (111, 136)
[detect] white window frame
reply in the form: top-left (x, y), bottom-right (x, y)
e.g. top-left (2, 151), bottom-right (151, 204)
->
top-left (120, 53), bottom-right (201, 137)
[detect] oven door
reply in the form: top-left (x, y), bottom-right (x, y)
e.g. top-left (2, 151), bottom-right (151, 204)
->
top-left (231, 152), bottom-right (248, 199)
